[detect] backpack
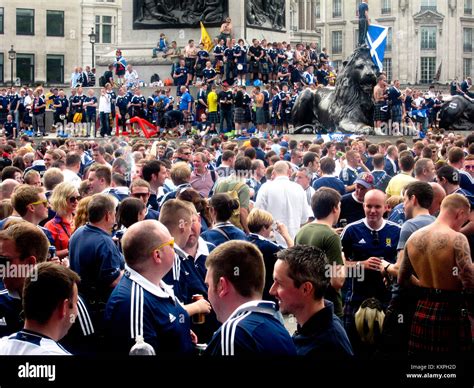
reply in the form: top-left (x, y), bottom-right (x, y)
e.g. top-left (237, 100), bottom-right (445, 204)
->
top-left (216, 181), bottom-right (246, 229)
top-left (99, 76), bottom-right (106, 87)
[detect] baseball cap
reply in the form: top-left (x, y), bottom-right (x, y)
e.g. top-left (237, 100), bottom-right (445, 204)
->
top-left (354, 172), bottom-right (375, 189)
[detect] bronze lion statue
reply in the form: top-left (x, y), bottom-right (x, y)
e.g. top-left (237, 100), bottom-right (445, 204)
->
top-left (292, 47), bottom-right (379, 134)
top-left (439, 96), bottom-right (474, 131)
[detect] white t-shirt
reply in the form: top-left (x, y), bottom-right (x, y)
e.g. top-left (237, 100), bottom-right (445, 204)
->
top-left (98, 94), bottom-right (111, 113)
top-left (0, 330), bottom-right (71, 355)
top-left (255, 176), bottom-right (312, 246)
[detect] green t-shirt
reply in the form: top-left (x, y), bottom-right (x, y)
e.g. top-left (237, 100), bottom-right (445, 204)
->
top-left (214, 178), bottom-right (250, 210)
top-left (295, 223), bottom-right (344, 317)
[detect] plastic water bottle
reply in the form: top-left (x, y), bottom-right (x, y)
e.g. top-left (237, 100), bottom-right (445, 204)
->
top-left (129, 335), bottom-right (156, 356)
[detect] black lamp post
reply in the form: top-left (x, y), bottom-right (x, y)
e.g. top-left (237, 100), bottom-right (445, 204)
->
top-left (88, 28), bottom-right (96, 68)
top-left (8, 45), bottom-right (16, 86)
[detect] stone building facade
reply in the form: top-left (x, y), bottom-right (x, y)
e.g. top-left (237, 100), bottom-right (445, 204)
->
top-left (315, 0), bottom-right (474, 84)
top-left (1, 0), bottom-right (471, 86)
top-left (0, 0), bottom-right (82, 86)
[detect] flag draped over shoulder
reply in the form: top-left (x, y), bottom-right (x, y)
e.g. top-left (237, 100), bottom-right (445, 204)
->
top-left (367, 24), bottom-right (388, 72)
top-left (200, 22), bottom-right (214, 52)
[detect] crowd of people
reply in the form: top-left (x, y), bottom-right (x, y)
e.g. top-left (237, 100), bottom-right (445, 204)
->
top-left (1, 38), bottom-right (471, 143)
top-left (0, 0), bottom-right (472, 360)
top-left (0, 128), bottom-right (472, 358)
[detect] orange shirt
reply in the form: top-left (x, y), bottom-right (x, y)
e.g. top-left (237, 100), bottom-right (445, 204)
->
top-left (45, 215), bottom-right (73, 251)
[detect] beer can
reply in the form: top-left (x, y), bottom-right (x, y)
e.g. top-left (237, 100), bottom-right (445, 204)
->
top-left (192, 294), bottom-right (205, 324)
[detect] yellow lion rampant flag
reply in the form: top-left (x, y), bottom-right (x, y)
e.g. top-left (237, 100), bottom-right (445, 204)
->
top-left (200, 22), bottom-right (214, 52)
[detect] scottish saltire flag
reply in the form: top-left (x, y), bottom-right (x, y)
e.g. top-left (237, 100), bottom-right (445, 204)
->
top-left (367, 24), bottom-right (388, 72)
top-left (315, 133), bottom-right (358, 142)
top-left (410, 109), bottom-right (428, 119)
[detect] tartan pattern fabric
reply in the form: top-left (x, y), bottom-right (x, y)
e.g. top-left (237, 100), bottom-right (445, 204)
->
top-left (390, 104), bottom-right (402, 122)
top-left (234, 107), bottom-right (246, 124)
top-left (343, 301), bottom-right (358, 331)
top-left (409, 295), bottom-right (471, 354)
top-left (259, 62), bottom-right (270, 75)
top-left (208, 112), bottom-right (219, 124)
top-left (374, 102), bottom-right (389, 121)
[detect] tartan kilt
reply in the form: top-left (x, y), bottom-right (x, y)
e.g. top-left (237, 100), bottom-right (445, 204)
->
top-left (195, 62), bottom-right (205, 77)
top-left (185, 58), bottom-right (195, 75)
top-left (273, 63), bottom-right (281, 74)
top-left (249, 60), bottom-right (259, 73)
top-left (208, 111), bottom-right (219, 124)
top-left (391, 104), bottom-right (402, 122)
top-left (244, 107), bottom-right (252, 122)
top-left (374, 102), bottom-right (389, 121)
top-left (259, 62), bottom-right (270, 75)
top-left (214, 60), bottom-right (224, 75)
top-left (255, 107), bottom-right (266, 124)
top-left (409, 291), bottom-right (471, 354)
top-left (236, 63), bottom-right (247, 74)
top-left (234, 107), bottom-right (246, 124)
top-left (264, 109), bottom-right (270, 123)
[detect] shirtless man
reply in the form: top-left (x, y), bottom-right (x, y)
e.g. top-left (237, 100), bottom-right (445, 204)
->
top-left (399, 193), bottom-right (473, 355)
top-left (219, 17), bottom-right (233, 47)
top-left (184, 40), bottom-right (199, 85)
top-left (373, 74), bottom-right (388, 136)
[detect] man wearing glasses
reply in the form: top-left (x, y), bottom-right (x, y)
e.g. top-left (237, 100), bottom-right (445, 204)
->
top-left (0, 185), bottom-right (54, 247)
top-left (104, 220), bottom-right (195, 355)
top-left (340, 189), bottom-right (401, 355)
top-left (463, 155), bottom-right (474, 179)
top-left (130, 179), bottom-right (160, 220)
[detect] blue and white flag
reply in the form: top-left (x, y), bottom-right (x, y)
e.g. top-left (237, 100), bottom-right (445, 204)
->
top-left (367, 24), bottom-right (388, 72)
top-left (315, 133), bottom-right (359, 143)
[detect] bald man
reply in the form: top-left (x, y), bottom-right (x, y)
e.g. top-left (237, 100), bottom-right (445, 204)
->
top-left (255, 161), bottom-right (312, 246)
top-left (0, 179), bottom-right (20, 201)
top-left (399, 194), bottom-right (473, 355)
top-left (104, 220), bottom-right (195, 355)
top-left (428, 182), bottom-right (446, 216)
top-left (340, 189), bottom-right (401, 354)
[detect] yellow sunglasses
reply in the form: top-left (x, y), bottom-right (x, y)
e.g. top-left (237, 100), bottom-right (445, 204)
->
top-left (154, 238), bottom-right (175, 252)
top-left (29, 200), bottom-right (48, 207)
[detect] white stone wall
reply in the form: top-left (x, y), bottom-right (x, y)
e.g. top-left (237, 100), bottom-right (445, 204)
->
top-left (0, 0), bottom-right (81, 85)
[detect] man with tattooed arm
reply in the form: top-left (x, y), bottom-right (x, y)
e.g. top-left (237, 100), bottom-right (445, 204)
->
top-left (399, 193), bottom-right (473, 355)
